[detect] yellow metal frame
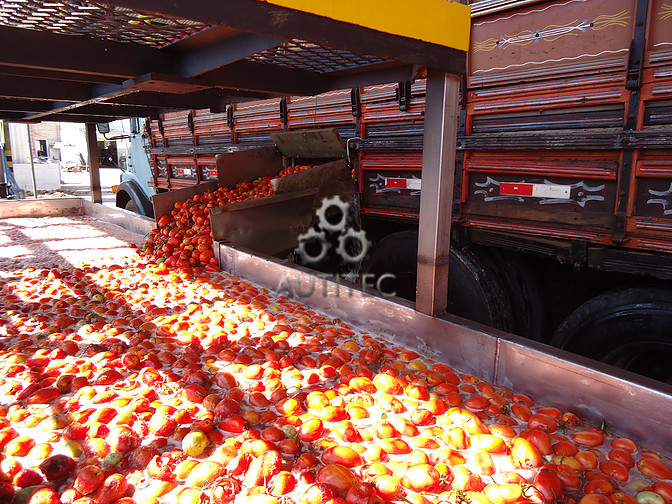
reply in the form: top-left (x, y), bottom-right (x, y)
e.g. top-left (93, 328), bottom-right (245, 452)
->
top-left (261, 0), bottom-right (471, 52)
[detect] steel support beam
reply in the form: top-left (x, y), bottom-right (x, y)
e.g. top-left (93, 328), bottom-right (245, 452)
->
top-left (415, 69), bottom-right (460, 316)
top-left (175, 32), bottom-right (285, 78)
top-left (86, 124), bottom-right (102, 204)
top-left (97, 0), bottom-right (466, 75)
top-left (0, 25), bottom-right (171, 79)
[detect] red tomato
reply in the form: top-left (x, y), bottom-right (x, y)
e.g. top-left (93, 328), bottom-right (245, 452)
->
top-left (373, 420), bottom-right (399, 439)
top-left (345, 481), bottom-right (383, 504)
top-left (244, 450), bottom-right (282, 487)
top-left (609, 448), bottom-right (635, 469)
top-left (528, 413), bottom-right (559, 433)
top-left (473, 451), bottom-right (496, 476)
top-left (553, 440), bottom-right (579, 457)
top-left (446, 407), bottom-right (491, 435)
top-left (316, 463), bottom-right (358, 497)
top-left (652, 481), bottom-right (672, 504)
top-left (611, 437), bottom-right (637, 454)
top-left (470, 434), bottom-right (508, 454)
top-left (638, 458), bottom-right (672, 480)
top-left (300, 483), bottom-right (334, 504)
top-left (510, 436), bottom-right (543, 469)
top-left (483, 483), bottom-right (524, 504)
top-left (211, 477), bottom-right (242, 503)
top-left (610, 493), bottom-right (639, 504)
top-left (298, 417), bottom-right (325, 442)
top-left (584, 479), bottom-right (614, 495)
top-left (534, 468), bottom-right (564, 504)
top-left (511, 402), bottom-right (533, 421)
top-left (371, 474), bottom-right (400, 500)
top-left (572, 430), bottom-right (606, 448)
top-left (579, 494), bottom-right (613, 504)
top-left (95, 473), bottom-right (128, 504)
top-left (442, 427), bottom-right (470, 450)
top-left (465, 395), bottom-right (490, 410)
top-left (397, 463), bottom-right (441, 493)
top-left (74, 464), bottom-right (105, 495)
top-left (379, 438), bottom-right (412, 455)
top-left (321, 446), bottom-right (363, 468)
top-left (372, 373), bottom-right (401, 394)
top-left (526, 430), bottom-right (553, 456)
top-left (576, 451), bottom-right (600, 470)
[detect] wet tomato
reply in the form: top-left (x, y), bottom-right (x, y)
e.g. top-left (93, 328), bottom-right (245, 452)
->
top-left (534, 468), bottom-right (564, 504)
top-left (510, 436), bottom-right (543, 469)
top-left (397, 463), bottom-right (441, 493)
top-left (483, 483), bottom-right (524, 504)
top-left (322, 446), bottom-right (363, 468)
top-left (316, 463), bottom-right (358, 497)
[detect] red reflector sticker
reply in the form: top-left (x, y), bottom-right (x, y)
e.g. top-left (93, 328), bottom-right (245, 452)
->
top-left (386, 178), bottom-right (407, 188)
top-left (500, 182), bottom-right (534, 196)
top-left (385, 178), bottom-right (421, 190)
top-left (500, 182), bottom-right (570, 199)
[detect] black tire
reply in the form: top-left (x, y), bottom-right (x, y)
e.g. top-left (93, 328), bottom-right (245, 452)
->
top-left (363, 231), bottom-right (515, 332)
top-left (124, 198), bottom-right (140, 214)
top-left (363, 230), bottom-right (419, 301)
top-left (551, 287), bottom-right (672, 383)
top-left (487, 250), bottom-right (548, 341)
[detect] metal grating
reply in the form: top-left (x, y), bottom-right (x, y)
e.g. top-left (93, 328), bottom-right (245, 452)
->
top-left (0, 0), bottom-right (209, 47)
top-left (248, 39), bottom-right (387, 73)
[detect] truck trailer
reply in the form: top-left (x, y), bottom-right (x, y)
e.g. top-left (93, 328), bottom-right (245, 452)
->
top-left (117, 0), bottom-right (672, 383)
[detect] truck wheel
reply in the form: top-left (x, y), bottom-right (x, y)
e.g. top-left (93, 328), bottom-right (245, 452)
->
top-left (550, 287), bottom-right (672, 383)
top-left (124, 198), bottom-right (140, 214)
top-left (486, 250), bottom-right (547, 341)
top-left (363, 231), bottom-right (515, 332)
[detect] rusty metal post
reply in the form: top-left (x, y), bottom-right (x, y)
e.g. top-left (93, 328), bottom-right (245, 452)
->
top-left (415, 68), bottom-right (460, 316)
top-left (85, 123), bottom-right (102, 203)
top-left (25, 124), bottom-right (38, 199)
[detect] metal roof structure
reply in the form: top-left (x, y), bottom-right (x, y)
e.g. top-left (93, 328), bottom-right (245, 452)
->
top-left (0, 0), bottom-right (468, 123)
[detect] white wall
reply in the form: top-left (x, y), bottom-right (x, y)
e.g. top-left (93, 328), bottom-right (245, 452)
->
top-left (12, 163), bottom-right (61, 193)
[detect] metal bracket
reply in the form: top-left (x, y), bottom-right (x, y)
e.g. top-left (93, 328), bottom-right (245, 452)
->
top-left (226, 105), bottom-right (234, 130)
top-left (280, 97), bottom-right (288, 124)
top-left (626, 0), bottom-right (649, 91)
top-left (626, 39), bottom-right (645, 90)
top-left (396, 81), bottom-right (412, 111)
top-left (187, 111), bottom-right (194, 134)
top-left (350, 87), bottom-right (361, 117)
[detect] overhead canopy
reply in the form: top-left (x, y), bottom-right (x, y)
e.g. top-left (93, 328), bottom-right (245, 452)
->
top-left (0, 0), bottom-right (469, 123)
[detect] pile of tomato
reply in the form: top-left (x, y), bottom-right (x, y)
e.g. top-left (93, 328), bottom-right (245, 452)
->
top-left (143, 165), bottom-right (313, 270)
top-left (0, 240), bottom-right (671, 504)
top-left (143, 165), bottom-right (314, 270)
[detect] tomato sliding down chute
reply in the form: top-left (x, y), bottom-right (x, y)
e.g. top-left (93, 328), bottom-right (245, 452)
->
top-left (143, 164), bottom-right (313, 270)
